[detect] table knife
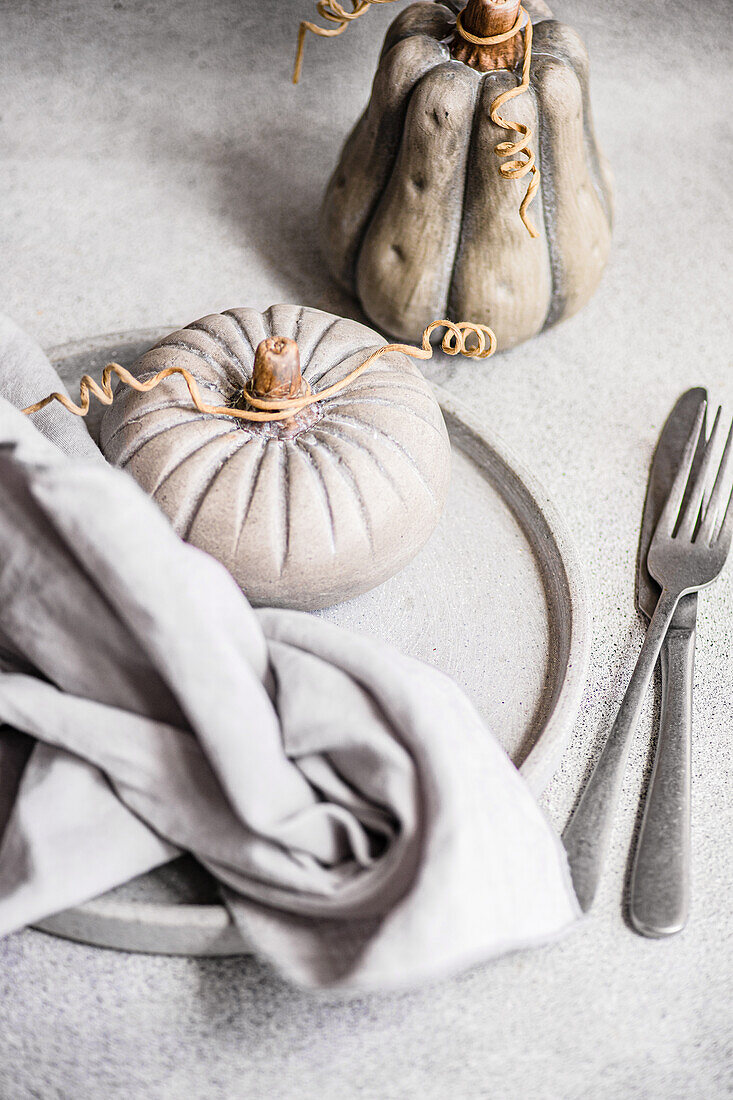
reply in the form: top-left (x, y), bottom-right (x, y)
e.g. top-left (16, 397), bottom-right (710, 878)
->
top-left (629, 387), bottom-right (707, 937)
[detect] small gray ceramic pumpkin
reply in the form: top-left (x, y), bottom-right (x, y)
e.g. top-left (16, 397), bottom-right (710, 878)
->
top-left (321, 0), bottom-right (613, 349)
top-left (99, 305), bottom-right (451, 610)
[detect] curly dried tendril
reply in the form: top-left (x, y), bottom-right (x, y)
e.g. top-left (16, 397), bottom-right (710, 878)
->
top-left (293, 0), bottom-right (398, 84)
top-left (455, 5), bottom-right (539, 237)
top-left (418, 320), bottom-right (497, 361)
top-left (22, 320), bottom-right (497, 425)
top-left (19, 363), bottom-right (297, 425)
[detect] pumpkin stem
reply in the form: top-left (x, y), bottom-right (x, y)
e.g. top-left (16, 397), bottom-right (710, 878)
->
top-left (251, 337), bottom-right (306, 400)
top-left (452, 0), bottom-right (525, 72)
top-left (246, 336), bottom-right (319, 435)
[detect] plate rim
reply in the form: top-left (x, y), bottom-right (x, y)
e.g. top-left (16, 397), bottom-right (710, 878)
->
top-left (34, 328), bottom-right (590, 955)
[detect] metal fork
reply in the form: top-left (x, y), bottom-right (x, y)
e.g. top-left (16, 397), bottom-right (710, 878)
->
top-left (564, 401), bottom-right (733, 912)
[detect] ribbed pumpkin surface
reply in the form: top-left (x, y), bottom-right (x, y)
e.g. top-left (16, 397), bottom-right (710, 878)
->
top-left (100, 305), bottom-right (451, 610)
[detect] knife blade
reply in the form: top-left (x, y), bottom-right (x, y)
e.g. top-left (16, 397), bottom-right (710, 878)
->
top-left (629, 386), bottom-right (707, 937)
top-left (635, 387), bottom-right (707, 627)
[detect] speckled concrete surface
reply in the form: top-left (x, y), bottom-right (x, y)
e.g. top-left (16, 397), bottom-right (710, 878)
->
top-left (1, 1), bottom-right (732, 1097)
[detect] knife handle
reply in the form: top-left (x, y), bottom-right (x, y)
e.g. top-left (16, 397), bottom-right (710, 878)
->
top-left (562, 588), bottom-right (680, 913)
top-left (629, 627), bottom-right (695, 937)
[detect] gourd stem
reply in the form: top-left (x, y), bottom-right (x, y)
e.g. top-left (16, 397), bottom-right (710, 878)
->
top-left (464, 0), bottom-right (519, 35)
top-left (452, 0), bottom-right (524, 71)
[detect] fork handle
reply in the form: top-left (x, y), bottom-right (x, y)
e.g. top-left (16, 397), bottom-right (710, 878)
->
top-left (629, 626), bottom-right (695, 937)
top-left (563, 587), bottom-right (680, 912)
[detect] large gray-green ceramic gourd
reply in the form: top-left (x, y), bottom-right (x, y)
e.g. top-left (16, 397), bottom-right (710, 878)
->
top-left (321, 0), bottom-right (613, 349)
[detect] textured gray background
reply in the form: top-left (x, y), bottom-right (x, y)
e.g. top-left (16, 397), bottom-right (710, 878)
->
top-left (1, 1), bottom-right (732, 1097)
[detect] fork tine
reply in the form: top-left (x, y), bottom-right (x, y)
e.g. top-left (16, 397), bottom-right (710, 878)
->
top-left (656, 400), bottom-right (707, 537)
top-left (677, 406), bottom-right (722, 539)
top-left (699, 416), bottom-right (733, 544)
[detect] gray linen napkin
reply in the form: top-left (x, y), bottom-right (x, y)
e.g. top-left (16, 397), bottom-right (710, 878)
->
top-left (0, 315), bottom-right (579, 991)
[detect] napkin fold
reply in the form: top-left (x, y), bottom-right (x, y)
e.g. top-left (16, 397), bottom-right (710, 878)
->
top-left (0, 315), bottom-right (579, 990)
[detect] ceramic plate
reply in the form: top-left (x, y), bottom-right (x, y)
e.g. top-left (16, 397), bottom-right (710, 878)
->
top-left (34, 329), bottom-right (590, 955)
